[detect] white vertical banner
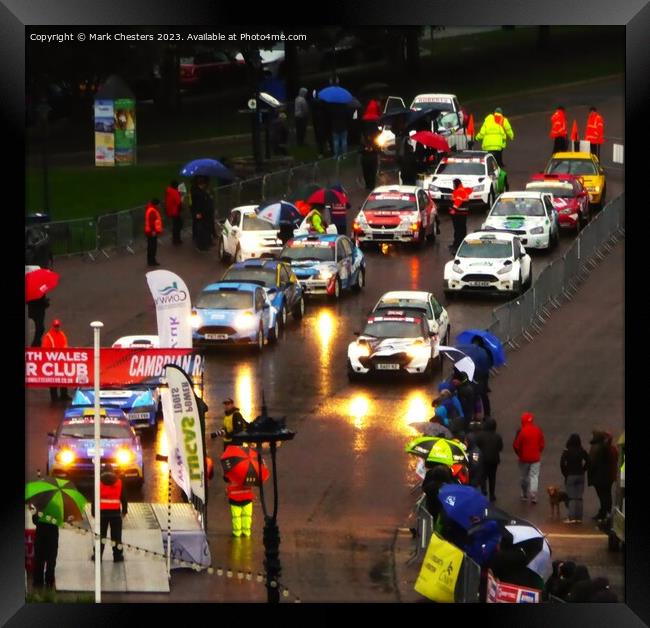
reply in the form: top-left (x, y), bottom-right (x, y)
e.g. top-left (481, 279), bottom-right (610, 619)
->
top-left (579, 140), bottom-right (591, 153)
top-left (613, 143), bottom-right (624, 164)
top-left (160, 385), bottom-right (192, 501)
top-left (163, 364), bottom-right (206, 503)
top-left (146, 270), bottom-right (193, 348)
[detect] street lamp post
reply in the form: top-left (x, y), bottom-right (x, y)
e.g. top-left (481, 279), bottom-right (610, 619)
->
top-left (90, 320), bottom-right (104, 603)
top-left (230, 397), bottom-right (295, 604)
top-left (36, 100), bottom-right (52, 217)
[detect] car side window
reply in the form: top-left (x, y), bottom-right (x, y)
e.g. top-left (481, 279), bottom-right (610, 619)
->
top-left (543, 196), bottom-right (554, 216)
top-left (336, 240), bottom-right (346, 260)
top-left (255, 289), bottom-right (264, 311)
top-left (430, 296), bottom-right (443, 319)
top-left (229, 210), bottom-right (241, 227)
top-left (513, 240), bottom-right (522, 258)
top-left (341, 238), bottom-right (353, 257)
top-left (280, 266), bottom-right (291, 284)
top-left (487, 158), bottom-right (496, 175)
top-left (417, 190), bottom-right (428, 209)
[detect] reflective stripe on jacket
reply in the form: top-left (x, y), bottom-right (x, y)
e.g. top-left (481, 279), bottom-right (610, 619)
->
top-left (100, 479), bottom-right (123, 511)
top-left (585, 112), bottom-right (604, 144)
top-left (550, 110), bottom-right (568, 138)
top-left (144, 204), bottom-right (163, 236)
top-left (475, 114), bottom-right (507, 150)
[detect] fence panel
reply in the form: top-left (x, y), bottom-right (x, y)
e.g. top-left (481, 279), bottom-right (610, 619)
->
top-left (314, 157), bottom-right (339, 187)
top-left (96, 213), bottom-right (118, 252)
top-left (48, 218), bottom-right (98, 256)
top-left (263, 169), bottom-right (291, 202)
top-left (288, 163), bottom-right (317, 194)
top-left (128, 206), bottom-right (147, 244)
top-left (117, 211), bottom-right (134, 250)
top-left (214, 183), bottom-right (242, 220)
top-left (239, 177), bottom-right (265, 206)
top-left (563, 240), bottom-right (580, 288)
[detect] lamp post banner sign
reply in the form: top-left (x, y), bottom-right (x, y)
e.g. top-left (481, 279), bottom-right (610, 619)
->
top-left (163, 364), bottom-right (206, 504)
top-left (146, 270), bottom-right (193, 348)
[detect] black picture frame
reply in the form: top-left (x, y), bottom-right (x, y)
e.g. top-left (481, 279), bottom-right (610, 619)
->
top-left (8, 0), bottom-right (646, 624)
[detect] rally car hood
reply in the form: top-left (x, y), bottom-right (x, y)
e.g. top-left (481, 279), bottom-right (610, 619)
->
top-left (55, 437), bottom-right (135, 457)
top-left (430, 174), bottom-right (484, 187)
top-left (484, 215), bottom-right (546, 230)
top-left (356, 336), bottom-right (424, 356)
top-left (291, 260), bottom-right (337, 278)
top-left (361, 209), bottom-right (417, 226)
top-left (452, 258), bottom-right (511, 272)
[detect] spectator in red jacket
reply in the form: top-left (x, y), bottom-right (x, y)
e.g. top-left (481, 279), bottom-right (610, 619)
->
top-left (165, 180), bottom-right (183, 245)
top-left (513, 411), bottom-right (545, 504)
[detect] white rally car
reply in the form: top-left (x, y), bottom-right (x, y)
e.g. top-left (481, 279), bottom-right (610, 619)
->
top-left (371, 291), bottom-right (450, 346)
top-left (347, 309), bottom-right (439, 380)
top-left (218, 205), bottom-right (283, 262)
top-left (444, 231), bottom-right (533, 297)
top-left (422, 151), bottom-right (509, 211)
top-left (481, 191), bottom-right (560, 251)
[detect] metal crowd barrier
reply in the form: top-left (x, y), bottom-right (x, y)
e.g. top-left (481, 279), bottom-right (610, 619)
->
top-left (487, 194), bottom-right (624, 350)
top-left (48, 152), bottom-right (362, 257)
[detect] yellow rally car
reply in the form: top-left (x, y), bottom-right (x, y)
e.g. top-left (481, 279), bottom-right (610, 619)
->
top-left (544, 152), bottom-right (607, 209)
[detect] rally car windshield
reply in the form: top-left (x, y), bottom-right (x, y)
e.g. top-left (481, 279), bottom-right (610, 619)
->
top-left (457, 240), bottom-right (512, 258)
top-left (362, 320), bottom-right (423, 338)
top-left (59, 422), bottom-right (132, 439)
top-left (526, 184), bottom-right (576, 197)
top-left (222, 268), bottom-right (277, 286)
top-left (362, 196), bottom-right (416, 211)
top-left (546, 159), bottom-right (597, 175)
top-left (376, 300), bottom-right (431, 317)
top-left (435, 162), bottom-right (485, 176)
top-left (491, 198), bottom-right (545, 217)
top-left (281, 245), bottom-right (335, 262)
top-left (242, 215), bottom-right (276, 231)
top-left (196, 290), bottom-right (253, 309)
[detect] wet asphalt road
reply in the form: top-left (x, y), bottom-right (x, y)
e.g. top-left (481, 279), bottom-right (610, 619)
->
top-left (25, 76), bottom-right (624, 601)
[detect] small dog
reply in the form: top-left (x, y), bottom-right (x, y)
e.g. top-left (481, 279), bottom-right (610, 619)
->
top-left (547, 486), bottom-right (569, 519)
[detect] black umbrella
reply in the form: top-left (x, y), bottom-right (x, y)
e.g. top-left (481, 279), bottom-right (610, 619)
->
top-left (378, 107), bottom-right (412, 126)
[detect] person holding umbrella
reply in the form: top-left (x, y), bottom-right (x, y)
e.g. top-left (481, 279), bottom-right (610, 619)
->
top-left (27, 295), bottom-right (49, 347)
top-left (190, 176), bottom-right (215, 251)
top-left (30, 506), bottom-right (60, 589)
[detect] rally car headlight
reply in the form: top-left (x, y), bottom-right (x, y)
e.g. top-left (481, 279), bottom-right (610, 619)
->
top-left (115, 448), bottom-right (134, 466)
top-left (407, 342), bottom-right (431, 360)
top-left (472, 184), bottom-right (485, 192)
top-left (350, 343), bottom-right (370, 358)
top-left (235, 311), bottom-right (257, 330)
top-left (530, 227), bottom-right (544, 235)
top-left (56, 449), bottom-right (76, 466)
top-left (319, 269), bottom-right (334, 281)
top-left (497, 264), bottom-right (514, 275)
top-left (429, 184), bottom-right (440, 192)
top-left (190, 311), bottom-right (201, 329)
top-left (356, 213), bottom-right (368, 225)
top-left (452, 261), bottom-right (463, 274)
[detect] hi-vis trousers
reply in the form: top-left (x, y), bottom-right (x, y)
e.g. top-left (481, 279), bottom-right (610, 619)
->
top-left (230, 502), bottom-right (252, 537)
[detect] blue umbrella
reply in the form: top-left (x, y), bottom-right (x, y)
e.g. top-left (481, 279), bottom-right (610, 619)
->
top-left (180, 158), bottom-right (234, 182)
top-left (454, 343), bottom-right (492, 375)
top-left (318, 85), bottom-right (354, 105)
top-left (456, 329), bottom-right (506, 367)
top-left (438, 484), bottom-right (488, 531)
top-left (256, 201), bottom-right (302, 227)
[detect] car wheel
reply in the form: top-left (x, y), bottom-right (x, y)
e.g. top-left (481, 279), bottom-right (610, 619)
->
top-left (516, 273), bottom-right (524, 295)
top-left (268, 318), bottom-right (280, 344)
top-left (216, 237), bottom-right (225, 262)
top-left (353, 268), bottom-right (365, 292)
top-left (426, 223), bottom-right (437, 243)
top-left (330, 277), bottom-right (341, 301)
top-left (524, 263), bottom-right (533, 290)
top-left (255, 327), bottom-right (264, 353)
top-left (292, 296), bottom-right (305, 320)
top-left (422, 359), bottom-right (435, 381)
top-left (485, 189), bottom-right (495, 212)
top-left (234, 245), bottom-right (243, 262)
top-left (278, 304), bottom-right (287, 328)
top-left (417, 227), bottom-right (426, 248)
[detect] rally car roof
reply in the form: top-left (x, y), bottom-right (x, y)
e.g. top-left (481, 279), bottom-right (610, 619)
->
top-left (466, 230), bottom-right (518, 242)
top-left (63, 406), bottom-right (128, 420)
top-left (550, 152), bottom-right (597, 160)
top-left (291, 233), bottom-right (340, 243)
top-left (377, 290), bottom-right (432, 302)
top-left (229, 258), bottom-right (283, 270)
top-left (371, 185), bottom-right (419, 194)
top-left (497, 190), bottom-right (549, 200)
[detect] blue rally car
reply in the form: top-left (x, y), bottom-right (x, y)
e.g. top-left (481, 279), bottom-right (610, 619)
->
top-left (47, 406), bottom-right (144, 488)
top-left (71, 387), bottom-right (159, 432)
top-left (280, 234), bottom-right (366, 299)
top-left (221, 258), bottom-right (305, 327)
top-left (191, 281), bottom-right (279, 351)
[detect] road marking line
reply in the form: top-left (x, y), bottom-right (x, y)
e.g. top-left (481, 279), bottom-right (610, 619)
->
top-left (545, 533), bottom-right (607, 539)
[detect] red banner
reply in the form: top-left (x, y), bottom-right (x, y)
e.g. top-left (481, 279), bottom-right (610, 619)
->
top-left (25, 347), bottom-right (205, 387)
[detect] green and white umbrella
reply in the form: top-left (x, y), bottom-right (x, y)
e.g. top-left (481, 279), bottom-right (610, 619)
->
top-left (25, 477), bottom-right (87, 527)
top-left (405, 436), bottom-right (469, 467)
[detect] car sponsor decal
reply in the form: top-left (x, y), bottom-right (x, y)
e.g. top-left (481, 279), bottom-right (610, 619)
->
top-left (503, 217), bottom-right (526, 229)
top-left (290, 241), bottom-right (334, 248)
top-left (370, 193), bottom-right (416, 201)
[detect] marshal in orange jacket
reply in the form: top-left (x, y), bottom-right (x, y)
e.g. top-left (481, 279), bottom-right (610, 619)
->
top-left (144, 201), bottom-right (163, 236)
top-left (549, 109), bottom-right (567, 139)
top-left (585, 111), bottom-right (605, 144)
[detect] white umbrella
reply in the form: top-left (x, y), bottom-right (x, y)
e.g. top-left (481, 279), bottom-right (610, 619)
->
top-left (504, 523), bottom-right (553, 582)
top-left (438, 346), bottom-right (476, 381)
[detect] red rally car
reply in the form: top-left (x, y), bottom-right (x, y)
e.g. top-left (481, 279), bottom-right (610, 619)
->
top-left (525, 173), bottom-right (591, 233)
